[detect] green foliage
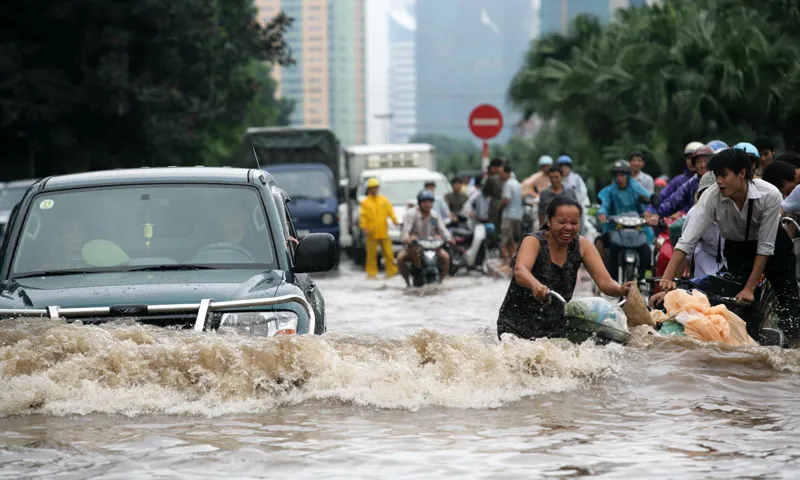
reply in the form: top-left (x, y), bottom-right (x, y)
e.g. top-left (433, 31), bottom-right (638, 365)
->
top-left (508, 0), bottom-right (800, 189)
top-left (408, 133), bottom-right (481, 175)
top-left (0, 1), bottom-right (294, 179)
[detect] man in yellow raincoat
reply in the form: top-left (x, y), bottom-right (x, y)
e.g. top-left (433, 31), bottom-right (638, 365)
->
top-left (360, 178), bottom-right (399, 278)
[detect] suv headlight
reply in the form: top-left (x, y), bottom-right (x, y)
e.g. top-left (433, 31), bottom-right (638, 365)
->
top-left (219, 311), bottom-right (299, 336)
top-left (321, 212), bottom-right (335, 225)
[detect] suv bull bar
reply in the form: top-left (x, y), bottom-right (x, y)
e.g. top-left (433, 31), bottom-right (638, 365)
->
top-left (0, 294), bottom-right (316, 334)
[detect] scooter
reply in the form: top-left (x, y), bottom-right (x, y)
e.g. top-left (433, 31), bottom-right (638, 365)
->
top-left (604, 194), bottom-right (660, 291)
top-left (408, 237), bottom-right (447, 287)
top-left (448, 214), bottom-right (488, 276)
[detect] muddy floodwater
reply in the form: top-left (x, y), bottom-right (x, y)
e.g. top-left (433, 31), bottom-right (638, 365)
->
top-left (1, 262), bottom-right (798, 478)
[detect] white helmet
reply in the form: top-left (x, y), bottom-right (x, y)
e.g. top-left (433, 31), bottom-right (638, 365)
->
top-left (684, 141), bottom-right (704, 155)
top-left (538, 155), bottom-right (554, 166)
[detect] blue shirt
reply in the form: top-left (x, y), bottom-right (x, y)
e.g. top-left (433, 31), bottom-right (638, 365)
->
top-left (598, 175), bottom-right (655, 243)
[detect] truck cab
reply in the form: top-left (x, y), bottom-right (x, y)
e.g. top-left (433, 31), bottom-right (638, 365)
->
top-left (264, 163), bottom-right (338, 241)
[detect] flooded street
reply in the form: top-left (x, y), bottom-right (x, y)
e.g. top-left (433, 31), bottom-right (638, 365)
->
top-left (1, 261), bottom-right (799, 479)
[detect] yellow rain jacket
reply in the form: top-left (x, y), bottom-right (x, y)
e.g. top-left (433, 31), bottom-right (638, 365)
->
top-left (359, 194), bottom-right (397, 240)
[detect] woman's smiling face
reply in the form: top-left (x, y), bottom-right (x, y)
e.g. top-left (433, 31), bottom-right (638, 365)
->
top-left (548, 205), bottom-right (581, 244)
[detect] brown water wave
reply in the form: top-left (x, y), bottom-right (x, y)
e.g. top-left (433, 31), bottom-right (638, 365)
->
top-left (1, 319), bottom-right (626, 417)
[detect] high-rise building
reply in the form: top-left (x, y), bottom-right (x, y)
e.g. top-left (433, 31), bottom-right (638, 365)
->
top-left (388, 2), bottom-right (416, 143)
top-left (254, 0), bottom-right (366, 147)
top-left (415, 0), bottom-right (533, 141)
top-left (540, 0), bottom-right (659, 35)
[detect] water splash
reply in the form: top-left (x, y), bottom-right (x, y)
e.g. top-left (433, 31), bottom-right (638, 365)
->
top-left (0, 319), bottom-right (623, 417)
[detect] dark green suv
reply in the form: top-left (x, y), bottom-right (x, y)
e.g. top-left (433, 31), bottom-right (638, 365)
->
top-left (0, 167), bottom-right (337, 335)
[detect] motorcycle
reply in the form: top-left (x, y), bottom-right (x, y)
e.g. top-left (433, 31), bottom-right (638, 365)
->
top-left (646, 275), bottom-right (783, 347)
top-left (604, 194), bottom-right (660, 290)
top-left (447, 214), bottom-right (489, 276)
top-left (522, 195), bottom-right (538, 235)
top-left (407, 237), bottom-right (447, 287)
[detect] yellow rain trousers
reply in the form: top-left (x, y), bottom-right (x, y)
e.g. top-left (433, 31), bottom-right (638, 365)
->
top-left (360, 194), bottom-right (399, 277)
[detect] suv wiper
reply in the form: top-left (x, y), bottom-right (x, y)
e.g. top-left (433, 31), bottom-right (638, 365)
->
top-left (12, 269), bottom-right (97, 279)
top-left (123, 264), bottom-right (220, 272)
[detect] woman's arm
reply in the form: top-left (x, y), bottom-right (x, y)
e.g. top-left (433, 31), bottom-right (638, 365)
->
top-left (579, 236), bottom-right (628, 297)
top-left (513, 236), bottom-right (550, 300)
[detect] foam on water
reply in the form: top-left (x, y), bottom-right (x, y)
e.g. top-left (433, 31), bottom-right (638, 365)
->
top-left (0, 318), bottom-right (625, 417)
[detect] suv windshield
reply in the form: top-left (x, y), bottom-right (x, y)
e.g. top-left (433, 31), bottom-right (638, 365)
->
top-left (0, 187), bottom-right (30, 212)
top-left (360, 179), bottom-right (451, 205)
top-left (270, 170), bottom-right (333, 200)
top-left (11, 185), bottom-right (277, 275)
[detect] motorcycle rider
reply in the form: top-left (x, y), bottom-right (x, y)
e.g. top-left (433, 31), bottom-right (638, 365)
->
top-left (423, 180), bottom-right (451, 220)
top-left (680, 172), bottom-right (726, 278)
top-left (754, 137), bottom-right (776, 172)
top-left (647, 145), bottom-right (712, 226)
top-left (654, 141), bottom-right (704, 204)
top-left (445, 177), bottom-right (469, 219)
top-left (557, 155), bottom-right (589, 207)
top-left (654, 176), bottom-right (668, 195)
top-left (521, 155), bottom-right (553, 198)
top-left (629, 151), bottom-right (655, 194)
top-left (397, 189), bottom-right (453, 286)
top-left (661, 148), bottom-right (800, 346)
top-left (595, 160), bottom-right (655, 276)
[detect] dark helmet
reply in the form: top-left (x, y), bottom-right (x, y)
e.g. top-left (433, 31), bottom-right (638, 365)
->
top-left (611, 160), bottom-right (631, 175)
top-left (417, 189), bottom-right (435, 204)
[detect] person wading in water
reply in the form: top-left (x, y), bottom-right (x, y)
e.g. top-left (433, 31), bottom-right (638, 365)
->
top-left (497, 196), bottom-right (632, 340)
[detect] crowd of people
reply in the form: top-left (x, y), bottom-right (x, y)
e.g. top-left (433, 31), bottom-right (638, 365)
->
top-left (494, 137), bottom-right (800, 349)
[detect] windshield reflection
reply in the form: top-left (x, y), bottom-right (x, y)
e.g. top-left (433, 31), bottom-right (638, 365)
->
top-left (11, 185), bottom-right (277, 275)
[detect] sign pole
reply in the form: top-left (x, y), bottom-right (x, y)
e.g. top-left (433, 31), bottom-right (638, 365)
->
top-left (481, 141), bottom-right (490, 172)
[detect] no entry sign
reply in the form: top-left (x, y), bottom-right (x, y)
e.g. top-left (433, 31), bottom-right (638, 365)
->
top-left (469, 104), bottom-right (504, 140)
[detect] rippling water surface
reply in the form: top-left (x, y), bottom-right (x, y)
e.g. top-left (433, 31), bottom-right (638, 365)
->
top-left (1, 262), bottom-right (798, 479)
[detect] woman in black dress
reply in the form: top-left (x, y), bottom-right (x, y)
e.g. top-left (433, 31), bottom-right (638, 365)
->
top-left (497, 196), bottom-right (632, 340)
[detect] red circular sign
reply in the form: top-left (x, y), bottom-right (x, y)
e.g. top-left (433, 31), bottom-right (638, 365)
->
top-left (469, 104), bottom-right (504, 140)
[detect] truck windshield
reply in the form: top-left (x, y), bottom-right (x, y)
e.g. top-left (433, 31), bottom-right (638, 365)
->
top-left (0, 186), bottom-right (30, 212)
top-left (373, 179), bottom-right (451, 205)
top-left (270, 170), bottom-right (334, 200)
top-left (11, 185), bottom-right (278, 276)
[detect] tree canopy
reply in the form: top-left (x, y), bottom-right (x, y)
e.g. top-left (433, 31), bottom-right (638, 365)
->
top-left (508, 0), bottom-right (800, 183)
top-left (0, 0), bottom-right (294, 180)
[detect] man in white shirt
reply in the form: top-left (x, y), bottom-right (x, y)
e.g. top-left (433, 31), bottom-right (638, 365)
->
top-left (499, 165), bottom-right (523, 265)
top-left (629, 151), bottom-right (655, 193)
top-left (660, 149), bottom-right (800, 344)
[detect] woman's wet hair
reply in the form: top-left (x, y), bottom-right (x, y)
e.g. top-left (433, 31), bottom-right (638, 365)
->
top-left (762, 161), bottom-right (797, 190)
top-left (708, 148), bottom-right (753, 180)
top-left (541, 196), bottom-right (583, 230)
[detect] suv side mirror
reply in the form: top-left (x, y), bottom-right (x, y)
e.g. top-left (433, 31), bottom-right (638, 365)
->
top-left (294, 233), bottom-right (338, 273)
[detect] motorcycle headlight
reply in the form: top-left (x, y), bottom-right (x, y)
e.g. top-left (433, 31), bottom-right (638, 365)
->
top-left (218, 311), bottom-right (299, 336)
top-left (321, 212), bottom-right (335, 225)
